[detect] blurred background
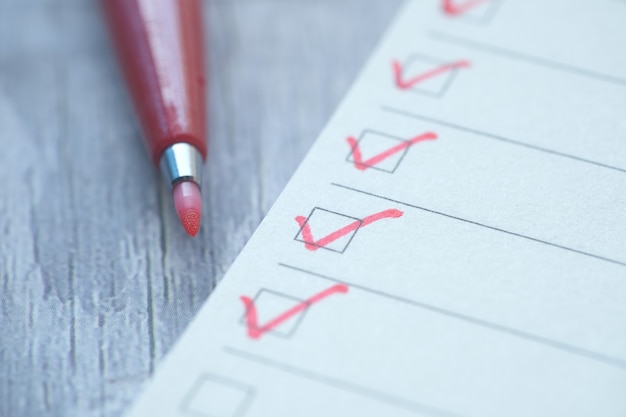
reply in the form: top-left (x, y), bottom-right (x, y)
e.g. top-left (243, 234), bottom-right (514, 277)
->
top-left (0, 0), bottom-right (403, 416)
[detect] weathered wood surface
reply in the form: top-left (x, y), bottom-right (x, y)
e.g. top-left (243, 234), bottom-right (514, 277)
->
top-left (0, 0), bottom-right (403, 416)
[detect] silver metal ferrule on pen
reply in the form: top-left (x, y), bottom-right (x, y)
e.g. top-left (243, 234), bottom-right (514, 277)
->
top-left (159, 143), bottom-right (204, 189)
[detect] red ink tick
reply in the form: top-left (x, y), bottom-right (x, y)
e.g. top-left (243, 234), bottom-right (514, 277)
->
top-left (347, 132), bottom-right (437, 171)
top-left (295, 209), bottom-right (403, 251)
top-left (392, 59), bottom-right (470, 90)
top-left (442, 0), bottom-right (491, 16)
top-left (241, 284), bottom-right (349, 339)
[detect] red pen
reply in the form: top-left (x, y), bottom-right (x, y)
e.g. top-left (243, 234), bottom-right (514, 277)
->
top-left (101, 0), bottom-right (207, 236)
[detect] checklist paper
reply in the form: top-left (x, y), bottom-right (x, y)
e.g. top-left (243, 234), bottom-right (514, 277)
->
top-left (128, 0), bottom-right (626, 416)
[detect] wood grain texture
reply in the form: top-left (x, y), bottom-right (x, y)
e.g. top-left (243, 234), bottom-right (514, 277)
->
top-left (0, 0), bottom-right (403, 416)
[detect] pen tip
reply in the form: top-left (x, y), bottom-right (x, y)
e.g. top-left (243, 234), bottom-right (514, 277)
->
top-left (172, 180), bottom-right (202, 237)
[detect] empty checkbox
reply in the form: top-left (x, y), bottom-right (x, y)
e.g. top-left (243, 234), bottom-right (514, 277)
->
top-left (180, 373), bottom-right (254, 417)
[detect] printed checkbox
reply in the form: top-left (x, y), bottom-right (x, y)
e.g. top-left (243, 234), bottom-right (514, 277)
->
top-left (240, 285), bottom-right (349, 340)
top-left (295, 208), bottom-right (362, 253)
top-left (240, 289), bottom-right (308, 338)
top-left (399, 55), bottom-right (463, 97)
top-left (450, 0), bottom-right (501, 23)
top-left (346, 130), bottom-right (410, 173)
top-left (180, 373), bottom-right (254, 417)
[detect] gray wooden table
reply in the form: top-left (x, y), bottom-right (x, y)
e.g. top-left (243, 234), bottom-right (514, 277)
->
top-left (0, 1), bottom-right (403, 416)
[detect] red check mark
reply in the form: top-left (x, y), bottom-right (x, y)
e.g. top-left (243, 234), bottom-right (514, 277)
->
top-left (347, 132), bottom-right (437, 171)
top-left (295, 209), bottom-right (403, 251)
top-left (240, 284), bottom-right (349, 339)
top-left (442, 0), bottom-right (491, 16)
top-left (393, 59), bottom-right (470, 90)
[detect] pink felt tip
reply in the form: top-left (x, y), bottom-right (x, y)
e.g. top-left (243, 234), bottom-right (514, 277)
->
top-left (172, 181), bottom-right (202, 237)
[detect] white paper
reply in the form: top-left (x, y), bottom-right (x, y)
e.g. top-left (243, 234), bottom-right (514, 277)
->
top-left (127, 1), bottom-right (626, 416)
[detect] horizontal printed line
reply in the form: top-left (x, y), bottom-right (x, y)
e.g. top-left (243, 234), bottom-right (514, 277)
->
top-left (223, 346), bottom-right (466, 417)
top-left (382, 106), bottom-right (626, 174)
top-left (331, 183), bottom-right (626, 268)
top-left (429, 31), bottom-right (626, 87)
top-left (279, 263), bottom-right (626, 370)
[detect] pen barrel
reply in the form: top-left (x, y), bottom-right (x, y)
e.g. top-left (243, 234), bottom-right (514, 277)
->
top-left (101, 0), bottom-right (207, 166)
